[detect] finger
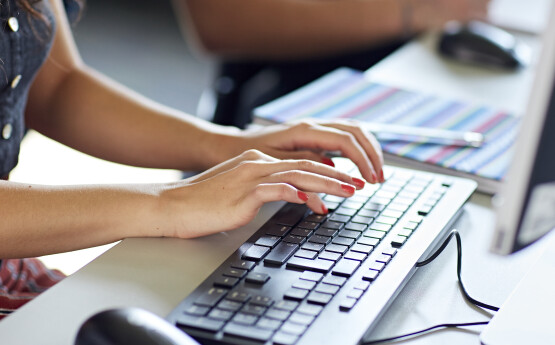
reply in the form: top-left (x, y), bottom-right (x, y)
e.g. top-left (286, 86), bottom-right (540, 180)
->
top-left (288, 123), bottom-right (378, 183)
top-left (266, 170), bottom-right (357, 198)
top-left (249, 183), bottom-right (329, 215)
top-left (321, 121), bottom-right (385, 182)
top-left (267, 149), bottom-right (336, 167)
top-left (304, 192), bottom-right (328, 215)
top-left (249, 159), bottom-right (365, 190)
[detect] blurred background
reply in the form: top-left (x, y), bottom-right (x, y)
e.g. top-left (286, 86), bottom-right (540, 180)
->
top-left (11, 0), bottom-right (212, 275)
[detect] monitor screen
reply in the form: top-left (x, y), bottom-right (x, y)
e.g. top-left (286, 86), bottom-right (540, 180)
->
top-left (491, 11), bottom-right (555, 255)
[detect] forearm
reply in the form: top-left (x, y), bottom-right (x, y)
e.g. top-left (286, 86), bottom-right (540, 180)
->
top-left (27, 65), bottom-right (241, 171)
top-left (179, 0), bottom-right (405, 60)
top-left (0, 181), bottom-right (164, 258)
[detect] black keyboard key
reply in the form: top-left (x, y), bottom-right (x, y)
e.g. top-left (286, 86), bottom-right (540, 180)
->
top-left (176, 315), bottom-right (224, 332)
top-left (318, 251), bottom-right (341, 262)
top-left (251, 295), bottom-right (274, 307)
top-left (241, 304), bottom-right (267, 316)
top-left (321, 275), bottom-right (347, 287)
top-left (231, 313), bottom-right (258, 325)
top-left (274, 300), bottom-right (299, 311)
top-left (294, 249), bottom-right (318, 260)
top-left (332, 259), bottom-right (361, 277)
top-left (207, 308), bottom-right (234, 321)
top-left (217, 300), bottom-right (242, 312)
top-left (332, 236), bottom-right (355, 247)
top-left (304, 214), bottom-right (328, 223)
top-left (324, 244), bottom-right (348, 255)
top-left (283, 235), bottom-right (306, 245)
top-left (290, 228), bottom-right (313, 237)
top-left (226, 290), bottom-right (251, 303)
top-left (265, 224), bottom-right (293, 237)
top-left (301, 242), bottom-right (324, 252)
top-left (286, 257), bottom-right (334, 273)
top-left (297, 221), bottom-right (319, 230)
top-left (255, 236), bottom-right (281, 248)
top-left (339, 298), bottom-right (357, 311)
top-left (242, 245), bottom-right (271, 261)
top-left (273, 331), bottom-right (299, 345)
top-left (264, 242), bottom-right (299, 266)
top-left (351, 243), bottom-right (374, 254)
top-left (345, 222), bottom-right (367, 232)
top-left (299, 271), bottom-right (324, 282)
top-left (321, 220), bottom-right (344, 230)
top-left (214, 276), bottom-right (239, 288)
top-left (223, 267), bottom-right (247, 279)
top-left (284, 287), bottom-right (309, 301)
top-left (329, 214), bottom-right (350, 223)
top-left (195, 288), bottom-right (228, 307)
top-left (274, 204), bottom-right (307, 226)
top-left (245, 272), bottom-right (271, 285)
top-left (230, 260), bottom-right (256, 271)
top-left (314, 228), bottom-right (338, 238)
top-left (307, 291), bottom-right (333, 305)
top-left (308, 235), bottom-right (331, 245)
top-left (223, 322), bottom-right (274, 342)
top-left (184, 305), bottom-right (210, 316)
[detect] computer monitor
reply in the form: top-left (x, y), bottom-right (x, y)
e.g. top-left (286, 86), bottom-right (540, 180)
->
top-left (490, 6), bottom-right (555, 255)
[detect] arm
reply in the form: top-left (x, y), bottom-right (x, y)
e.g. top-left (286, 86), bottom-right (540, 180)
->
top-left (174, 0), bottom-right (489, 60)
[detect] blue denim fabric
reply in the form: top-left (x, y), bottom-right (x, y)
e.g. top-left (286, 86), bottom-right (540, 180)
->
top-left (0, 0), bottom-right (80, 177)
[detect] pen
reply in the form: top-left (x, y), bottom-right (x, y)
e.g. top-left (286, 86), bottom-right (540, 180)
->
top-left (362, 122), bottom-right (484, 148)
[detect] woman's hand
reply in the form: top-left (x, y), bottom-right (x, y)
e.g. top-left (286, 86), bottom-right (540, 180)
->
top-left (157, 149), bottom-right (365, 238)
top-left (222, 120), bottom-right (384, 184)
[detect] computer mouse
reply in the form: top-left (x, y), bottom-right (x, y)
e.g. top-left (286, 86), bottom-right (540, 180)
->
top-left (438, 21), bottom-right (530, 70)
top-left (75, 307), bottom-right (200, 345)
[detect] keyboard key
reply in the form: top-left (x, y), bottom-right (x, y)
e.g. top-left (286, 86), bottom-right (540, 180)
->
top-left (288, 311), bottom-right (315, 325)
top-left (242, 245), bottom-right (271, 261)
top-left (245, 272), bottom-right (270, 285)
top-left (323, 195), bottom-right (345, 203)
top-left (226, 290), bottom-right (251, 303)
top-left (290, 228), bottom-right (313, 237)
top-left (391, 235), bottom-right (407, 247)
top-left (347, 289), bottom-right (364, 300)
top-left (305, 214), bottom-right (328, 223)
top-left (294, 249), bottom-right (318, 260)
top-left (369, 223), bottom-right (392, 232)
top-left (382, 209), bottom-right (403, 219)
top-left (339, 298), bottom-right (357, 311)
top-left (321, 220), bottom-right (344, 230)
top-left (265, 224), bottom-right (292, 237)
top-left (207, 308), bottom-right (234, 321)
top-left (184, 305), bottom-right (210, 316)
top-left (308, 235), bottom-right (331, 245)
top-left (257, 317), bottom-right (282, 331)
top-left (335, 207), bottom-right (357, 216)
top-left (284, 288), bottom-right (309, 301)
top-left (398, 228), bottom-right (413, 237)
top-left (301, 242), bottom-right (324, 252)
top-left (375, 216), bottom-right (397, 225)
top-left (264, 242), bottom-right (299, 266)
top-left (283, 235), bottom-right (306, 245)
top-left (351, 215), bottom-right (374, 225)
top-left (255, 235), bottom-right (281, 248)
top-left (343, 250), bottom-right (367, 262)
top-left (318, 251), bottom-right (341, 262)
top-left (195, 288), bottom-right (228, 307)
top-left (375, 254), bottom-right (392, 264)
top-left (214, 276), bottom-right (239, 288)
top-left (332, 236), bottom-right (355, 247)
top-left (387, 202), bottom-right (409, 212)
top-left (265, 308), bottom-right (291, 321)
top-left (296, 303), bottom-right (323, 316)
top-left (382, 246), bottom-right (398, 257)
top-left (325, 244), bottom-right (348, 255)
top-left (274, 300), bottom-right (299, 311)
top-left (342, 200), bottom-right (364, 210)
top-left (286, 257), bottom-right (334, 273)
top-left (357, 209), bottom-right (379, 218)
top-left (273, 331), bottom-right (299, 345)
top-left (321, 275), bottom-right (347, 287)
top-left (251, 295), bottom-right (274, 307)
top-left (338, 229), bottom-right (362, 239)
top-left (307, 291), bottom-right (333, 305)
top-left (230, 260), bottom-right (255, 271)
top-left (314, 228), bottom-right (338, 237)
top-left (354, 281), bottom-right (370, 291)
top-left (299, 271), bottom-right (324, 282)
top-left (231, 313), bottom-right (258, 325)
top-left (273, 204), bottom-right (307, 226)
top-left (176, 315), bottom-right (224, 332)
top-left (329, 214), bottom-right (350, 223)
top-left (404, 221), bottom-right (419, 230)
top-left (223, 267), bottom-right (247, 279)
top-left (314, 283), bottom-right (340, 295)
top-left (351, 243), bottom-right (374, 254)
top-left (292, 279), bottom-right (317, 291)
top-left (417, 205), bottom-right (432, 216)
top-left (241, 304), bottom-right (267, 316)
top-left (223, 322), bottom-right (274, 342)
top-left (362, 270), bottom-right (380, 282)
top-left (281, 321), bottom-right (307, 336)
top-left (297, 221), bottom-right (319, 230)
top-left (357, 236), bottom-right (379, 247)
top-left (369, 261), bottom-right (386, 272)
top-left (332, 259), bottom-right (361, 277)
top-left (217, 300), bottom-right (242, 312)
top-left (364, 230), bottom-right (386, 240)
top-left (345, 222), bottom-right (367, 232)
top-left (363, 202), bottom-right (386, 211)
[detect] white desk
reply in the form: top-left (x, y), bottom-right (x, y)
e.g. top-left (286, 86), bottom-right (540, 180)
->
top-left (0, 33), bottom-right (545, 345)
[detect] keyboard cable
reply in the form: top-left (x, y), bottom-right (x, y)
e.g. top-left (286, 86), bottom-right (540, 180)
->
top-left (361, 229), bottom-right (499, 344)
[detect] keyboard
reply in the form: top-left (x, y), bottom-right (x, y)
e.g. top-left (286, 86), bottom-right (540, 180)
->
top-left (167, 162), bottom-right (477, 345)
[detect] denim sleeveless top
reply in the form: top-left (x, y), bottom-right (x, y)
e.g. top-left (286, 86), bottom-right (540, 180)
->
top-left (0, 0), bottom-right (80, 177)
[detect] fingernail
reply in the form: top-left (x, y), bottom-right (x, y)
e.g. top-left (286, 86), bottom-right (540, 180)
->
top-left (380, 170), bottom-right (385, 183)
top-left (371, 172), bottom-right (378, 184)
top-left (341, 184), bottom-right (356, 195)
top-left (321, 204), bottom-right (329, 214)
top-left (352, 177), bottom-right (365, 189)
top-left (297, 191), bottom-right (309, 202)
top-left (322, 158), bottom-right (335, 167)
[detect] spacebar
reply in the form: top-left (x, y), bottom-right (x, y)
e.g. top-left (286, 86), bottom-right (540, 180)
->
top-left (286, 257), bottom-right (334, 273)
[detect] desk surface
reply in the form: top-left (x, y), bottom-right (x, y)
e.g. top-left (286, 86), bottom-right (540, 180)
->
top-left (0, 33), bottom-right (545, 345)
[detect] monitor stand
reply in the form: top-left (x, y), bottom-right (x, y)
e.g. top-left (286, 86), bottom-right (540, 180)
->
top-left (480, 233), bottom-right (555, 344)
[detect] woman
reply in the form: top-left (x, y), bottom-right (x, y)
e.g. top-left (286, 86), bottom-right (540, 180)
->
top-left (0, 0), bottom-right (382, 317)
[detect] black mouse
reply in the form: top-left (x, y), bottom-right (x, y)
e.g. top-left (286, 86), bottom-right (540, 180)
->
top-left (75, 308), bottom-right (200, 345)
top-left (438, 21), bottom-right (530, 70)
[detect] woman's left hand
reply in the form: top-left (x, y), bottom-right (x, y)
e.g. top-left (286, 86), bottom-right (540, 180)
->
top-left (230, 120), bottom-right (384, 184)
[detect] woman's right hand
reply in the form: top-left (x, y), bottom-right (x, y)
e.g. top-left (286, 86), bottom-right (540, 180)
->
top-left (156, 149), bottom-right (365, 239)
